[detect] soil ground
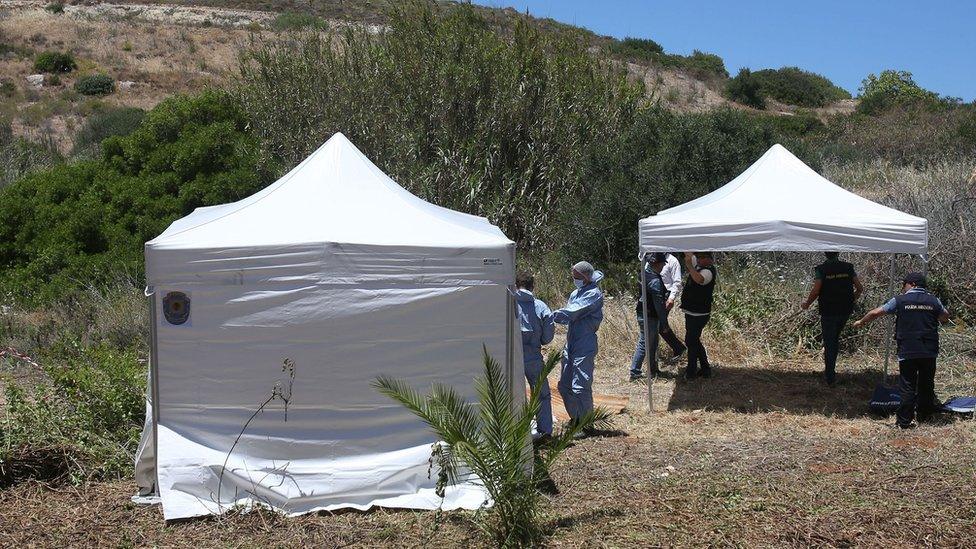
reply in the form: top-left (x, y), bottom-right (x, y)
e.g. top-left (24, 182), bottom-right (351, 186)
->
top-left (2, 306), bottom-right (974, 547)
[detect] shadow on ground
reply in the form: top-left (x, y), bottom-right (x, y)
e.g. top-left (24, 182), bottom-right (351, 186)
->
top-left (666, 364), bottom-right (886, 418)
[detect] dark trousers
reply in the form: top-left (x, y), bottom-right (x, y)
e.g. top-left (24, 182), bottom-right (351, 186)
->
top-left (661, 307), bottom-right (686, 355)
top-left (819, 314), bottom-right (849, 380)
top-left (684, 313), bottom-right (710, 376)
top-left (897, 357), bottom-right (937, 427)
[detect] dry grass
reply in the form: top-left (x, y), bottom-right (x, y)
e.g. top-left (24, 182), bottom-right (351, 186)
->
top-left (0, 2), bottom-right (265, 151)
top-left (2, 302), bottom-right (974, 547)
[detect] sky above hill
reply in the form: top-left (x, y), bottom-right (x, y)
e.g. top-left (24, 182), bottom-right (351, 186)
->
top-left (474, 0), bottom-right (976, 102)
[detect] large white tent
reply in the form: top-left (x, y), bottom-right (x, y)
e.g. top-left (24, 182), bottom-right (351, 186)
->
top-left (637, 144), bottom-right (929, 408)
top-left (135, 133), bottom-right (521, 520)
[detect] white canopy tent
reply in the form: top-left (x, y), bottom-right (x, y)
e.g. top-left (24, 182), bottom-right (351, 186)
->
top-left (135, 133), bottom-right (521, 520)
top-left (637, 144), bottom-right (929, 408)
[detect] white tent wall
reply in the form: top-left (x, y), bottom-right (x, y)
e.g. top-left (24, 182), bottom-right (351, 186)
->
top-left (144, 276), bottom-right (518, 520)
top-left (134, 133), bottom-right (523, 520)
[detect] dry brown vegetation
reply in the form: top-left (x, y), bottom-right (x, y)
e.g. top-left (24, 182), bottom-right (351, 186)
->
top-left (0, 1), bottom-right (265, 151)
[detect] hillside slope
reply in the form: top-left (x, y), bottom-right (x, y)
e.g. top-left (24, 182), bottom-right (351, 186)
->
top-left (0, 0), bottom-right (854, 155)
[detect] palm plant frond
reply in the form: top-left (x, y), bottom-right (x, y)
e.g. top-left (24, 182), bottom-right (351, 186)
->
top-left (375, 347), bottom-right (613, 547)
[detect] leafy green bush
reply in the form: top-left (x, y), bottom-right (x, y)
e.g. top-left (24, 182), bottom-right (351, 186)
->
top-left (751, 66), bottom-right (851, 107)
top-left (0, 91), bottom-right (269, 303)
top-left (614, 41), bottom-right (729, 81)
top-left (561, 107), bottom-right (778, 264)
top-left (33, 51), bottom-right (76, 73)
top-left (725, 68), bottom-right (765, 109)
top-left (609, 37), bottom-right (664, 60)
top-left (1, 346), bottom-right (145, 486)
top-left (71, 106), bottom-right (146, 157)
top-left (270, 11), bottom-right (329, 31)
top-left (856, 70), bottom-right (939, 115)
top-left (44, 2), bottom-right (64, 14)
top-left (74, 73), bottom-right (115, 96)
top-left (240, 1), bottom-right (641, 247)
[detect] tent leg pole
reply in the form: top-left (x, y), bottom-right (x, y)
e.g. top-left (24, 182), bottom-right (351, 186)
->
top-left (147, 287), bottom-right (161, 497)
top-left (882, 255), bottom-right (896, 383)
top-left (506, 285), bottom-right (515, 405)
top-left (639, 259), bottom-right (653, 412)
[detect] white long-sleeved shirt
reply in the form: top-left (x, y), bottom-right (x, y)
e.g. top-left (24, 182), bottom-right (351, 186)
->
top-left (660, 253), bottom-right (683, 301)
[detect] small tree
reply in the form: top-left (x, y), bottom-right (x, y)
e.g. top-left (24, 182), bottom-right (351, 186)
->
top-left (74, 74), bottom-right (115, 96)
top-left (373, 348), bottom-right (610, 547)
top-left (33, 51), bottom-right (76, 73)
top-left (857, 70), bottom-right (938, 115)
top-left (725, 68), bottom-right (765, 109)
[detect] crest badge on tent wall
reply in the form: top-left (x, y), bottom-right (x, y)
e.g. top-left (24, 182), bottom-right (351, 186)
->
top-left (162, 291), bottom-right (191, 326)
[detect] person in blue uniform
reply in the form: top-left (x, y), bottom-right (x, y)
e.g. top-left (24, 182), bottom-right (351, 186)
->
top-left (515, 272), bottom-right (555, 440)
top-left (853, 272), bottom-right (950, 428)
top-left (553, 261), bottom-right (604, 430)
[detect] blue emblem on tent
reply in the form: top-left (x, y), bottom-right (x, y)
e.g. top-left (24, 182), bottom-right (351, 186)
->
top-left (163, 291), bottom-right (190, 325)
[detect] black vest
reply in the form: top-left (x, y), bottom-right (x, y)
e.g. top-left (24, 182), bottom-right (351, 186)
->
top-left (681, 264), bottom-right (716, 314)
top-left (816, 260), bottom-right (855, 316)
top-left (894, 291), bottom-right (942, 359)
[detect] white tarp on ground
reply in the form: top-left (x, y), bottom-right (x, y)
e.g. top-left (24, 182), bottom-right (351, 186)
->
top-left (135, 133), bottom-right (521, 520)
top-left (639, 144), bottom-right (928, 254)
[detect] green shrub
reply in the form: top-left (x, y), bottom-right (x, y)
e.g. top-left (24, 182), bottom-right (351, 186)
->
top-left (240, 1), bottom-right (641, 247)
top-left (680, 50), bottom-right (728, 79)
top-left (33, 50), bottom-right (76, 73)
top-left (0, 79), bottom-right (15, 97)
top-left (856, 70), bottom-right (939, 115)
top-left (71, 106), bottom-right (146, 157)
top-left (751, 66), bottom-right (851, 107)
top-left (74, 73), bottom-right (115, 96)
top-left (725, 68), bottom-right (765, 109)
top-left (270, 11), bottom-right (329, 31)
top-left (44, 2), bottom-right (64, 14)
top-left (609, 37), bottom-right (664, 60)
top-left (764, 111), bottom-right (824, 137)
top-left (47, 73), bottom-right (61, 86)
top-left (1, 345), bottom-right (145, 486)
top-left (0, 91), bottom-right (269, 303)
top-left (561, 107), bottom-right (778, 265)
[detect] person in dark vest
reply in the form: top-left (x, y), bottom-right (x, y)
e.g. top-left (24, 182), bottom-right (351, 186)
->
top-left (629, 253), bottom-right (674, 381)
top-left (853, 272), bottom-right (950, 429)
top-left (680, 252), bottom-right (716, 379)
top-left (801, 252), bottom-right (864, 385)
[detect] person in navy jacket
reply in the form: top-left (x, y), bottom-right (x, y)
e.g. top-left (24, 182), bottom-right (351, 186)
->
top-left (853, 272), bottom-right (950, 428)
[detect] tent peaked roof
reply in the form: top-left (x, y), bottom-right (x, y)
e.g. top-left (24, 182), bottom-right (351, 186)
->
top-left (148, 132), bottom-right (510, 250)
top-left (639, 143), bottom-right (928, 254)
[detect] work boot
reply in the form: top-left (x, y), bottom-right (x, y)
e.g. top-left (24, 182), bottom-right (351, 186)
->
top-left (629, 371), bottom-right (645, 382)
